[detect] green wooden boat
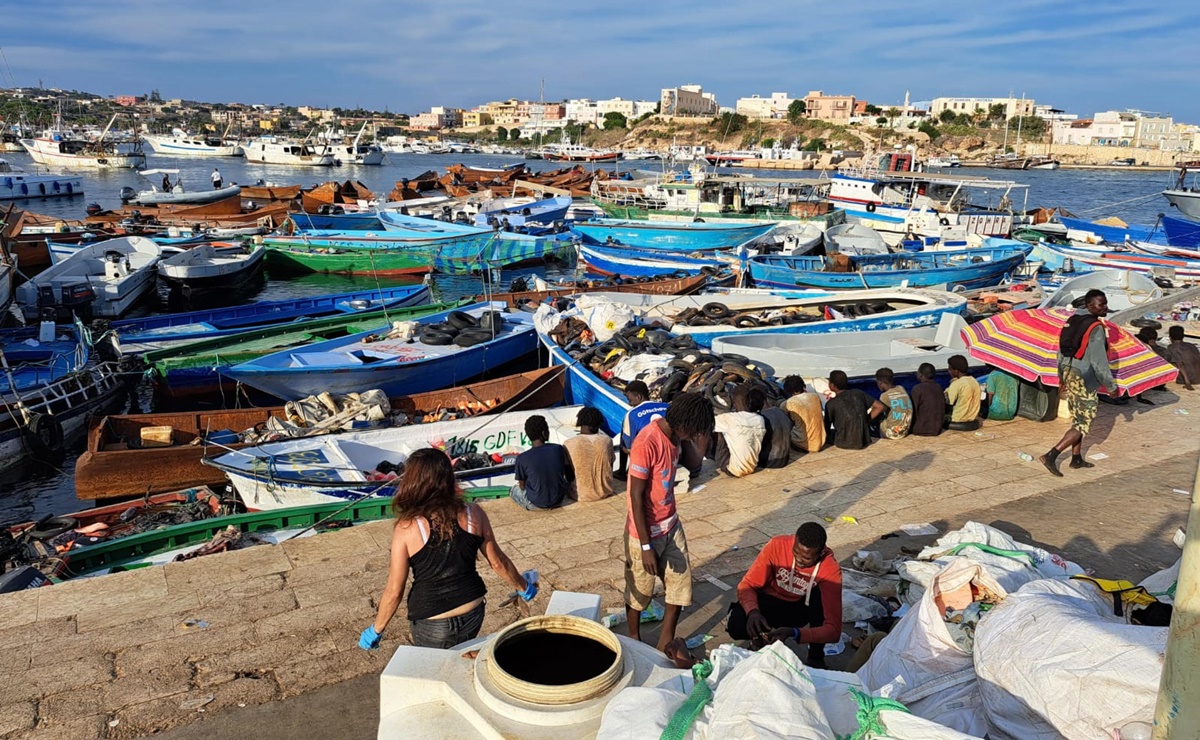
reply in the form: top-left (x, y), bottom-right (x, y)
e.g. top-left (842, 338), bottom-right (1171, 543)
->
top-left (264, 242), bottom-right (439, 276)
top-left (57, 486), bottom-right (512, 580)
top-left (145, 299), bottom-right (465, 403)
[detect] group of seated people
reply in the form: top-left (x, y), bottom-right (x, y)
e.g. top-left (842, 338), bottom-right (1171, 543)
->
top-left (506, 356), bottom-right (989, 509)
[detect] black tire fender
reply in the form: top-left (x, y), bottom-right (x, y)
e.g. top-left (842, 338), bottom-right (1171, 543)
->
top-left (446, 310), bottom-right (479, 330)
top-left (702, 302), bottom-right (731, 319)
top-left (420, 330), bottom-right (455, 346)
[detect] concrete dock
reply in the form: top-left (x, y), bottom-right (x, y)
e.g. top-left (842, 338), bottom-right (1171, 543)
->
top-left (1, 386), bottom-right (1197, 739)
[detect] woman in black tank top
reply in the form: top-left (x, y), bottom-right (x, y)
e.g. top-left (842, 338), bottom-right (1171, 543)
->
top-left (359, 449), bottom-right (538, 650)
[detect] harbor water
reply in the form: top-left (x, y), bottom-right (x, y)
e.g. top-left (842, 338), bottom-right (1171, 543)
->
top-left (0, 151), bottom-right (1180, 524)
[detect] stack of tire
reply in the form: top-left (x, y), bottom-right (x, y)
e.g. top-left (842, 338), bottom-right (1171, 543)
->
top-left (419, 310), bottom-right (505, 348)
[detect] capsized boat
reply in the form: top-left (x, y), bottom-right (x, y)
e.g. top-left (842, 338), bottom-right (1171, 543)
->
top-left (113, 283), bottom-right (433, 353)
top-left (570, 218), bottom-right (777, 251)
top-left (710, 312), bottom-right (974, 382)
top-left (16, 236), bottom-right (162, 320)
top-left (223, 302), bottom-right (538, 400)
top-left (205, 406), bottom-right (584, 510)
top-left (75, 367), bottom-right (566, 501)
top-left (749, 241), bottom-right (1032, 291)
top-left (156, 242), bottom-right (266, 291)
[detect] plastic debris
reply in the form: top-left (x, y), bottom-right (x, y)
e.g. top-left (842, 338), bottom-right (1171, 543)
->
top-left (823, 632), bottom-right (850, 656)
top-left (1174, 408), bottom-right (1190, 415)
top-left (684, 633), bottom-right (714, 649)
top-left (1088, 452), bottom-right (1109, 460)
top-left (180, 694), bottom-right (215, 711)
top-left (972, 432), bottom-right (996, 440)
top-left (730, 545), bottom-right (739, 551)
top-left (1017, 452), bottom-right (1034, 462)
top-left (600, 601), bottom-right (665, 628)
top-left (701, 574), bottom-right (733, 591)
top-left (841, 516), bottom-right (858, 525)
top-left (181, 619), bottom-right (209, 630)
top-left (899, 523), bottom-right (939, 536)
top-left (1172, 488), bottom-right (1190, 496)
top-left (108, 720), bottom-right (120, 728)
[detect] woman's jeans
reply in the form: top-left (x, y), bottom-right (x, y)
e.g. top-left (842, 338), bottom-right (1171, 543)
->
top-left (409, 600), bottom-right (486, 649)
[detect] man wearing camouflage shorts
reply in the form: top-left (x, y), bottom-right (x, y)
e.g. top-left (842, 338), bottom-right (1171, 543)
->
top-left (1040, 290), bottom-right (1117, 477)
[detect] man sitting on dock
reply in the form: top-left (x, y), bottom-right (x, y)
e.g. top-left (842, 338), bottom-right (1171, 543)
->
top-left (510, 415), bottom-right (573, 511)
top-left (824, 370), bottom-right (873, 450)
top-left (944, 355), bottom-right (982, 432)
top-left (782, 375), bottom-right (825, 454)
top-left (563, 407), bottom-right (614, 502)
top-left (713, 385), bottom-right (766, 477)
top-left (870, 367), bottom-right (912, 440)
top-left (910, 363), bottom-right (944, 437)
top-left (1166, 325), bottom-right (1200, 391)
top-left (727, 521), bottom-right (843, 668)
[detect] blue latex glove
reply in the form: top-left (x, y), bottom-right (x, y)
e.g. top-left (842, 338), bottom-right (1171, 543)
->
top-left (518, 576), bottom-right (538, 602)
top-left (359, 625), bottom-right (381, 650)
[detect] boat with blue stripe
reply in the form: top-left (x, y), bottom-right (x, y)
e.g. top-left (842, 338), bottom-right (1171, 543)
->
top-left (289, 211), bottom-right (383, 231)
top-left (473, 195), bottom-right (572, 228)
top-left (1057, 216), bottom-right (1167, 245)
top-left (570, 218), bottom-right (776, 251)
top-left (223, 302), bottom-right (538, 400)
top-left (112, 284), bottom-right (432, 353)
top-left (749, 241), bottom-right (1032, 291)
top-left (578, 242), bottom-right (727, 278)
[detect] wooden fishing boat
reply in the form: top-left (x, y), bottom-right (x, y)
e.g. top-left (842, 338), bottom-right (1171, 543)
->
top-left (238, 184), bottom-right (303, 203)
top-left (56, 488), bottom-right (512, 580)
top-left (75, 366), bottom-right (565, 501)
top-left (444, 163), bottom-right (526, 187)
top-left (479, 273), bottom-right (708, 309)
top-left (749, 242), bottom-right (1032, 291)
top-left (300, 180), bottom-right (376, 212)
top-left (9, 487), bottom-right (223, 539)
top-left (206, 405), bottom-right (582, 511)
top-left (473, 195), bottom-right (572, 228)
top-left (1, 206), bottom-right (112, 274)
top-left (571, 218), bottom-right (777, 252)
top-left (143, 299), bottom-right (461, 403)
top-left (1037, 269), bottom-right (1163, 312)
top-left (577, 241), bottom-right (728, 278)
top-left (224, 302), bottom-right (538, 400)
top-left (114, 284), bottom-right (433, 353)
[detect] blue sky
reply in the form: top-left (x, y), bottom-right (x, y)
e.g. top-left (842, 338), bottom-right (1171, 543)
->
top-left (4, 0), bottom-right (1198, 122)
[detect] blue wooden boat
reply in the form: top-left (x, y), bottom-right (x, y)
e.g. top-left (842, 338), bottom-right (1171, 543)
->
top-left (112, 284), bottom-right (432, 353)
top-left (537, 334), bottom-right (630, 435)
top-left (749, 241), bottom-right (1032, 291)
top-left (223, 302), bottom-right (538, 400)
top-left (562, 288), bottom-right (968, 348)
top-left (578, 242), bottom-right (727, 278)
top-left (473, 195), bottom-right (572, 228)
top-left (0, 323), bottom-right (90, 398)
top-left (571, 218), bottom-right (777, 251)
top-left (1163, 214), bottom-right (1200, 249)
top-left (1056, 216), bottom-right (1166, 245)
top-left (290, 211), bottom-right (382, 231)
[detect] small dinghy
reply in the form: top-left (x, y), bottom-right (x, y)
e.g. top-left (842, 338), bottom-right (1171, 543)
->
top-left (156, 242), bottom-right (266, 291)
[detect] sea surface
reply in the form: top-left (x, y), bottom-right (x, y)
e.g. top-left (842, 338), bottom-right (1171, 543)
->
top-left (0, 151), bottom-right (1180, 524)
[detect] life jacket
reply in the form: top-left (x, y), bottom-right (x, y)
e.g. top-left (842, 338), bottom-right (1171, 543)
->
top-left (1059, 314), bottom-right (1105, 360)
top-left (1070, 575), bottom-right (1159, 618)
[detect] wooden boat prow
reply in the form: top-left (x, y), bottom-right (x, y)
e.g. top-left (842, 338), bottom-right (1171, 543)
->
top-left (75, 367), bottom-right (566, 501)
top-left (478, 273), bottom-right (707, 309)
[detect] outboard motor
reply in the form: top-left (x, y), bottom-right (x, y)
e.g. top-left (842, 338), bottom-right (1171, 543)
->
top-left (118, 186), bottom-right (136, 203)
top-left (85, 202), bottom-right (103, 217)
top-left (103, 251), bottom-right (128, 280)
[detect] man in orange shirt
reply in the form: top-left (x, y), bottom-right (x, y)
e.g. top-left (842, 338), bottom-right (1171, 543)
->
top-left (727, 522), bottom-right (843, 668)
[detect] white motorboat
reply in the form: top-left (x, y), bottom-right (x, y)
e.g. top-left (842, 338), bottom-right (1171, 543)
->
top-left (122, 169), bottom-right (242, 206)
top-left (1164, 161), bottom-right (1200, 220)
top-left (743, 222), bottom-right (824, 255)
top-left (710, 312), bottom-right (972, 381)
top-left (17, 236), bottom-right (162, 320)
top-left (324, 123), bottom-right (385, 165)
top-left (20, 115), bottom-right (146, 170)
top-left (823, 223), bottom-right (890, 255)
top-left (0, 158), bottom-right (84, 200)
top-left (142, 128), bottom-right (243, 157)
top-left (925, 155), bottom-right (961, 168)
top-left (1038, 269), bottom-right (1163, 312)
top-left (157, 242), bottom-right (265, 291)
top-left (242, 137), bottom-right (335, 166)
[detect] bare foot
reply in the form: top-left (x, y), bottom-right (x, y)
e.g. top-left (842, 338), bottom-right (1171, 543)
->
top-left (1038, 454), bottom-right (1063, 477)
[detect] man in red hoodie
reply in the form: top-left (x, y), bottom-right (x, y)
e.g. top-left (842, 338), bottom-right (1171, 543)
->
top-left (727, 521), bottom-right (843, 668)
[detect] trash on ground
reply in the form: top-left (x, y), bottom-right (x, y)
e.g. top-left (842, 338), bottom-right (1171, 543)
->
top-left (1172, 488), bottom-right (1190, 496)
top-left (180, 694), bottom-right (215, 711)
top-left (600, 600), bottom-right (664, 628)
top-left (840, 516), bottom-right (858, 525)
top-left (1174, 408), bottom-right (1190, 415)
top-left (1088, 452), bottom-right (1110, 460)
top-left (823, 632), bottom-right (849, 656)
top-left (691, 484), bottom-right (707, 493)
top-left (701, 573), bottom-right (733, 591)
top-left (899, 522), bottom-right (939, 536)
top-left (851, 550), bottom-right (891, 575)
top-left (181, 619), bottom-right (209, 630)
top-left (684, 633), bottom-right (714, 649)
top-left (972, 432), bottom-right (996, 440)
top-left (1017, 451), bottom-right (1034, 462)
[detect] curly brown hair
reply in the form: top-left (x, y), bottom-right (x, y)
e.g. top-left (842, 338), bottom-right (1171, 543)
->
top-left (390, 448), bottom-right (465, 541)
